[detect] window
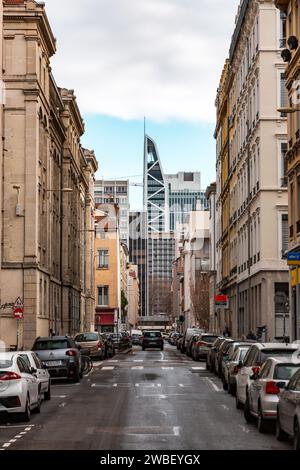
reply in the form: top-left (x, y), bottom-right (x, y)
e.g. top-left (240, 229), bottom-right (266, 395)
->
top-left (280, 73), bottom-right (288, 116)
top-left (279, 11), bottom-right (287, 48)
top-left (280, 142), bottom-right (288, 187)
top-left (98, 286), bottom-right (109, 306)
top-left (281, 214), bottom-right (288, 258)
top-left (98, 249), bottom-right (109, 269)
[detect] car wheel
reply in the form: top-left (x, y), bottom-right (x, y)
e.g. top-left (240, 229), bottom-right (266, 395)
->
top-left (161, 347), bottom-right (164, 351)
top-left (244, 395), bottom-right (254, 423)
top-left (142, 347), bottom-right (145, 351)
top-left (206, 361), bottom-right (210, 371)
top-left (257, 405), bottom-right (268, 433)
top-left (223, 379), bottom-right (228, 391)
top-left (276, 413), bottom-right (288, 442)
top-left (73, 369), bottom-right (80, 383)
top-left (293, 420), bottom-right (300, 450)
top-left (228, 381), bottom-right (235, 396)
top-left (33, 394), bottom-right (41, 414)
top-left (22, 395), bottom-right (31, 423)
top-left (44, 383), bottom-right (51, 401)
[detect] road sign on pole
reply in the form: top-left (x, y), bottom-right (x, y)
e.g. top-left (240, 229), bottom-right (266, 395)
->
top-left (13, 297), bottom-right (24, 319)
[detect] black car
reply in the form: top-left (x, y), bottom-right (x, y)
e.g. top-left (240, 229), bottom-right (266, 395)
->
top-left (32, 336), bottom-right (82, 382)
top-left (142, 331), bottom-right (164, 351)
top-left (108, 333), bottom-right (129, 350)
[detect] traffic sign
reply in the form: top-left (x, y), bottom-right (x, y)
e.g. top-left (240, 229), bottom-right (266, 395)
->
top-left (13, 297), bottom-right (24, 319)
top-left (287, 252), bottom-right (300, 266)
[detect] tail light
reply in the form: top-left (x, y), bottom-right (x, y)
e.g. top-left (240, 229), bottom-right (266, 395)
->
top-left (97, 341), bottom-right (103, 350)
top-left (252, 366), bottom-right (260, 376)
top-left (0, 372), bottom-right (21, 381)
top-left (66, 349), bottom-right (77, 357)
top-left (197, 341), bottom-right (209, 347)
top-left (266, 381), bottom-right (280, 395)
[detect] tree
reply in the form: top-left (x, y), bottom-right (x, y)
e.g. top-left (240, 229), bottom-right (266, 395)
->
top-left (191, 272), bottom-right (209, 330)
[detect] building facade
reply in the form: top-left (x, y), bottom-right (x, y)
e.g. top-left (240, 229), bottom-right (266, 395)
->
top-left (0, 0), bottom-right (97, 349)
top-left (129, 211), bottom-right (147, 317)
top-left (275, 0), bottom-right (300, 341)
top-left (94, 179), bottom-right (130, 245)
top-left (215, 0), bottom-right (289, 341)
top-left (205, 183), bottom-right (217, 333)
top-left (127, 265), bottom-right (140, 329)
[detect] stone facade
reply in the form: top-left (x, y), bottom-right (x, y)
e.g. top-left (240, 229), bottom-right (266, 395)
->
top-left (0, 0), bottom-right (97, 349)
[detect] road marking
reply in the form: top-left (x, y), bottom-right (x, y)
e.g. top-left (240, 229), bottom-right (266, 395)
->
top-left (133, 360), bottom-right (143, 363)
top-left (135, 383), bottom-right (140, 387)
top-left (59, 402), bottom-right (67, 408)
top-left (204, 377), bottom-right (222, 392)
top-left (162, 367), bottom-right (174, 370)
top-left (9, 440), bottom-right (17, 444)
top-left (52, 395), bottom-right (67, 399)
top-left (113, 384), bottom-right (118, 388)
top-left (191, 366), bottom-right (205, 371)
top-left (101, 366), bottom-right (115, 370)
top-left (92, 362), bottom-right (104, 368)
top-left (160, 352), bottom-right (164, 361)
top-left (131, 366), bottom-right (144, 370)
top-left (0, 425), bottom-right (34, 429)
top-left (91, 383), bottom-right (96, 388)
top-left (138, 394), bottom-right (167, 399)
top-left (173, 426), bottom-right (181, 436)
top-left (239, 425), bottom-right (250, 434)
top-left (14, 435), bottom-right (22, 439)
top-left (107, 360), bottom-right (118, 363)
top-left (221, 404), bottom-right (230, 411)
top-left (2, 443), bottom-right (10, 448)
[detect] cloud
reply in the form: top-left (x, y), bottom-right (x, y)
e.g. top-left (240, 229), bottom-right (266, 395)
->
top-left (45, 0), bottom-right (240, 123)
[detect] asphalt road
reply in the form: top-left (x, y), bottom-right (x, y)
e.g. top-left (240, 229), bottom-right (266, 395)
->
top-left (0, 344), bottom-right (292, 450)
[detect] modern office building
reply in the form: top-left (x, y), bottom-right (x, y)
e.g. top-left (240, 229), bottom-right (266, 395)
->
top-left (143, 135), bottom-right (207, 317)
top-left (94, 180), bottom-right (130, 245)
top-left (129, 211), bottom-right (147, 317)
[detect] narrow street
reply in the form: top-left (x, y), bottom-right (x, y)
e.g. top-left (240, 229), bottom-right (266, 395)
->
top-left (0, 345), bottom-right (291, 451)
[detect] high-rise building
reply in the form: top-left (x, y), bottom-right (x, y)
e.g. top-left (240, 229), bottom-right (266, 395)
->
top-left (129, 211), bottom-right (147, 317)
top-left (143, 135), bottom-right (207, 316)
top-left (94, 180), bottom-right (130, 245)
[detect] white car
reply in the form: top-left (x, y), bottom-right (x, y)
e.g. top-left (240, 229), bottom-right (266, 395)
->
top-left (245, 357), bottom-right (300, 433)
top-left (0, 352), bottom-right (40, 421)
top-left (18, 351), bottom-right (51, 401)
top-left (236, 343), bottom-right (300, 409)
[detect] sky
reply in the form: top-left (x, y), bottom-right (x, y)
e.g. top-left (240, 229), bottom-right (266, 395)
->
top-left (45, 0), bottom-right (241, 209)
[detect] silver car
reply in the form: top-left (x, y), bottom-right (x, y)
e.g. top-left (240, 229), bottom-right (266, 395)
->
top-left (224, 346), bottom-right (251, 395)
top-left (245, 357), bottom-right (300, 433)
top-left (276, 368), bottom-right (300, 450)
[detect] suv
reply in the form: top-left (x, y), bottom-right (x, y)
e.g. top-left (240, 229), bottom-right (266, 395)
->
top-left (236, 342), bottom-right (300, 409)
top-left (142, 331), bottom-right (164, 351)
top-left (32, 336), bottom-right (82, 382)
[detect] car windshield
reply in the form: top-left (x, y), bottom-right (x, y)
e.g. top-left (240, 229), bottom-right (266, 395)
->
top-left (274, 364), bottom-right (300, 380)
top-left (259, 349), bottom-right (298, 365)
top-left (202, 336), bottom-right (218, 343)
top-left (0, 359), bottom-right (13, 369)
top-left (75, 333), bottom-right (98, 342)
top-left (144, 332), bottom-right (161, 338)
top-left (33, 340), bottom-right (71, 350)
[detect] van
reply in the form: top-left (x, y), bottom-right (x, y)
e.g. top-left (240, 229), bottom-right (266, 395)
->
top-left (183, 328), bottom-right (206, 353)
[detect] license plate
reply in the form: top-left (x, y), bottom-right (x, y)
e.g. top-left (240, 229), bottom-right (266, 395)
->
top-left (45, 361), bottom-right (62, 367)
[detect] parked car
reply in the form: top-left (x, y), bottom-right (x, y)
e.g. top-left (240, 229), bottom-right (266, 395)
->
top-left (182, 328), bottom-right (205, 354)
top-left (236, 343), bottom-right (300, 409)
top-left (99, 333), bottom-right (115, 358)
top-left (215, 338), bottom-right (234, 378)
top-left (177, 336), bottom-right (185, 352)
top-left (206, 337), bottom-right (224, 372)
top-left (191, 334), bottom-right (219, 361)
top-left (276, 367), bottom-right (300, 449)
top-left (74, 332), bottom-right (105, 360)
top-left (186, 334), bottom-right (200, 357)
top-left (141, 331), bottom-right (164, 351)
top-left (222, 341), bottom-right (256, 389)
top-left (245, 357), bottom-right (300, 433)
top-left (169, 332), bottom-right (181, 346)
top-left (108, 333), bottom-right (128, 350)
top-left (32, 336), bottom-right (82, 383)
top-left (0, 352), bottom-right (40, 421)
top-left (225, 346), bottom-right (251, 396)
top-left (18, 351), bottom-right (51, 401)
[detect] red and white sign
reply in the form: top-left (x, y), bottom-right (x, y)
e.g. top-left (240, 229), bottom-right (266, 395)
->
top-left (13, 297), bottom-right (24, 319)
top-left (215, 294), bottom-right (229, 308)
